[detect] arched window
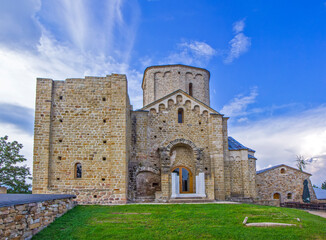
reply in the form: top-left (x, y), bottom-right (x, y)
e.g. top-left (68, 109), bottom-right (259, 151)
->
top-left (273, 193), bottom-right (280, 199)
top-left (280, 168), bottom-right (285, 174)
top-left (178, 108), bottom-right (184, 123)
top-left (189, 83), bottom-right (193, 96)
top-left (75, 163), bottom-right (82, 178)
top-left (287, 193), bottom-right (292, 199)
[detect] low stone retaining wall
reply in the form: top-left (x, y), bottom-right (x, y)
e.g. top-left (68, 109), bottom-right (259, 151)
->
top-left (0, 194), bottom-right (76, 240)
top-left (254, 199), bottom-right (280, 207)
top-left (281, 202), bottom-right (326, 211)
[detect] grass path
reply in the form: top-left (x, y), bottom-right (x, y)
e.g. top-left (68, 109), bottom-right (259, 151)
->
top-left (33, 204), bottom-right (326, 240)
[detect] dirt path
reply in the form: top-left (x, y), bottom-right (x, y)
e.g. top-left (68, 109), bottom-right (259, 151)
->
top-left (307, 210), bottom-right (326, 218)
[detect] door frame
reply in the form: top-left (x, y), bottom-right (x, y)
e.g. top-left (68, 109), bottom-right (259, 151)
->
top-left (172, 166), bottom-right (194, 193)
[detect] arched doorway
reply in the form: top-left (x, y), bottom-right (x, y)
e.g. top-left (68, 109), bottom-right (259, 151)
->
top-left (172, 166), bottom-right (193, 193)
top-left (273, 193), bottom-right (280, 200)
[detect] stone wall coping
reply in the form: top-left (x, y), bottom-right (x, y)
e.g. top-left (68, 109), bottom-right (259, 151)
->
top-left (0, 194), bottom-right (76, 207)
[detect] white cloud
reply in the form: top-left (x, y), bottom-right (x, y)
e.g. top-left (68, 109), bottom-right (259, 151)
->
top-left (0, 0), bottom-right (143, 110)
top-left (224, 33), bottom-right (251, 64)
top-left (163, 40), bottom-right (217, 67)
top-left (220, 87), bottom-right (258, 118)
top-left (230, 105), bottom-right (326, 186)
top-left (233, 19), bottom-right (245, 34)
top-left (180, 41), bottom-right (216, 57)
top-left (224, 19), bottom-right (251, 64)
top-left (0, 0), bottom-right (143, 177)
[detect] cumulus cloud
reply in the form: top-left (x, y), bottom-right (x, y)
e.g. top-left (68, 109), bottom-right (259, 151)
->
top-left (230, 105), bottom-right (326, 186)
top-left (220, 87), bottom-right (258, 118)
top-left (224, 19), bottom-right (251, 64)
top-left (163, 40), bottom-right (217, 67)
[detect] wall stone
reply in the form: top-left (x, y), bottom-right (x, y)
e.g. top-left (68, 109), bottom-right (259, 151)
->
top-left (33, 74), bottom-right (130, 204)
top-left (0, 197), bottom-right (75, 240)
top-left (256, 165), bottom-right (316, 203)
top-left (142, 65), bottom-right (210, 106)
top-left (33, 64), bottom-right (259, 204)
top-left (0, 187), bottom-right (7, 194)
top-left (130, 90), bottom-right (224, 201)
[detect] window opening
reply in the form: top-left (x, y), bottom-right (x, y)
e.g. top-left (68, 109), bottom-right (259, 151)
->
top-left (273, 193), bottom-right (280, 199)
top-left (75, 163), bottom-right (82, 178)
top-left (189, 83), bottom-right (193, 96)
top-left (178, 108), bottom-right (184, 123)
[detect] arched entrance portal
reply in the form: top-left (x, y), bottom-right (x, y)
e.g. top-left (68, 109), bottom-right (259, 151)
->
top-left (172, 166), bottom-right (193, 193)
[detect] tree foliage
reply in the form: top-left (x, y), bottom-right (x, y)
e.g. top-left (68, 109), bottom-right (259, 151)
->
top-left (0, 136), bottom-right (32, 193)
top-left (295, 155), bottom-right (312, 172)
top-left (322, 181), bottom-right (326, 190)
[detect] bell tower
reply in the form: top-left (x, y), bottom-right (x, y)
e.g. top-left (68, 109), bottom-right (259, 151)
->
top-left (142, 64), bottom-right (210, 106)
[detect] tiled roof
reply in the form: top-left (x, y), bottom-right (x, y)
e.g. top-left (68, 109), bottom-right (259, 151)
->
top-left (256, 164), bottom-right (312, 175)
top-left (248, 154), bottom-right (257, 159)
top-left (313, 187), bottom-right (326, 200)
top-left (228, 136), bottom-right (255, 152)
top-left (256, 164), bottom-right (284, 174)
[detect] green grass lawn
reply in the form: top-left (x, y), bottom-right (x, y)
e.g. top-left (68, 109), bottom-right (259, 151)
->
top-left (33, 204), bottom-right (326, 240)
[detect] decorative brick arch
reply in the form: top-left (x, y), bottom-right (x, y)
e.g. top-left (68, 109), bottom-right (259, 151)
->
top-left (159, 138), bottom-right (204, 173)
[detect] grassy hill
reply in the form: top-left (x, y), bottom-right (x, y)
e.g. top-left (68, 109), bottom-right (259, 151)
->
top-left (33, 203), bottom-right (326, 240)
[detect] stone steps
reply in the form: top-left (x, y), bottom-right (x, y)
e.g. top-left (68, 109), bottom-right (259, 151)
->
top-left (230, 197), bottom-right (254, 203)
top-left (169, 198), bottom-right (215, 203)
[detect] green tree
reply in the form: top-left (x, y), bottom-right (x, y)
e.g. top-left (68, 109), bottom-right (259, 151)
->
top-left (295, 155), bottom-right (311, 172)
top-left (0, 136), bottom-right (32, 193)
top-left (322, 181), bottom-right (326, 190)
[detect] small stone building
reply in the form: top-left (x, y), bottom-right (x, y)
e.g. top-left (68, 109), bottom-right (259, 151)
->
top-left (32, 64), bottom-right (259, 204)
top-left (256, 164), bottom-right (316, 203)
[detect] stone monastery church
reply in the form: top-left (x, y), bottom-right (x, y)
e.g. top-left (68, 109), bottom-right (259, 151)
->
top-left (32, 64), bottom-right (316, 204)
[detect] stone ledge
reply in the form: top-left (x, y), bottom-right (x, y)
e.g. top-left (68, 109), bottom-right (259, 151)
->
top-left (0, 194), bottom-right (76, 207)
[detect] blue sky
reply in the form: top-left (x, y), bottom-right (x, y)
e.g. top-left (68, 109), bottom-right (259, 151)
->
top-left (0, 0), bottom-right (325, 186)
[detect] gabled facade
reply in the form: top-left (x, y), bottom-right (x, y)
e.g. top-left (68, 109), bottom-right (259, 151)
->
top-left (256, 164), bottom-right (317, 203)
top-left (33, 64), bottom-right (258, 204)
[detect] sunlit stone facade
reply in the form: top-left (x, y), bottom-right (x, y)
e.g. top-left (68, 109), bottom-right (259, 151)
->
top-left (33, 64), bottom-right (258, 204)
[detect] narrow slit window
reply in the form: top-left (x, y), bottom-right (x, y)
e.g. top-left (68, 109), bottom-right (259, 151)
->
top-left (178, 108), bottom-right (184, 123)
top-left (189, 83), bottom-right (193, 96)
top-left (75, 163), bottom-right (82, 178)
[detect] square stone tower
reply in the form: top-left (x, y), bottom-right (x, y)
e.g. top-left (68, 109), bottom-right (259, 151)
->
top-left (33, 74), bottom-right (131, 204)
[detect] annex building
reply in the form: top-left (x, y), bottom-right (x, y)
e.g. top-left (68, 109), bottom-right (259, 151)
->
top-left (32, 64), bottom-right (315, 204)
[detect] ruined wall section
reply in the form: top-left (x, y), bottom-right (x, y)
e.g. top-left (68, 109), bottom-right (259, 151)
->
top-left (142, 65), bottom-right (210, 107)
top-left (222, 118), bottom-right (231, 199)
top-left (208, 114), bottom-right (225, 200)
top-left (33, 79), bottom-right (53, 193)
top-left (228, 150), bottom-right (257, 199)
top-left (33, 74), bottom-right (130, 204)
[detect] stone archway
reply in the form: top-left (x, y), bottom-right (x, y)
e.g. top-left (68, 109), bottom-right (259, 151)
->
top-left (159, 138), bottom-right (204, 174)
top-left (135, 167), bottom-right (161, 200)
top-left (157, 138), bottom-right (205, 200)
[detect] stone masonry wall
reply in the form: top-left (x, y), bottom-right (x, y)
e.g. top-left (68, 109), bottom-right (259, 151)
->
top-left (0, 198), bottom-right (75, 240)
top-left (130, 93), bottom-right (220, 201)
top-left (142, 65), bottom-right (210, 106)
top-left (256, 165), bottom-right (316, 203)
top-left (33, 74), bottom-right (130, 204)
